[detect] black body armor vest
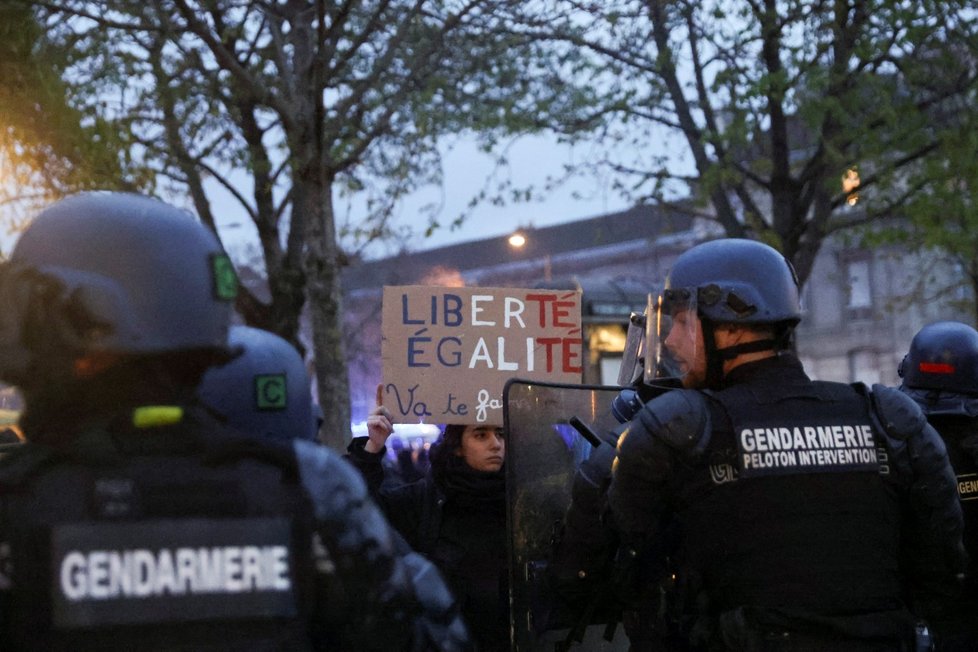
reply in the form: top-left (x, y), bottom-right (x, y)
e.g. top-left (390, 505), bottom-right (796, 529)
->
top-left (0, 416), bottom-right (319, 651)
top-left (927, 414), bottom-right (978, 595)
top-left (676, 379), bottom-right (906, 617)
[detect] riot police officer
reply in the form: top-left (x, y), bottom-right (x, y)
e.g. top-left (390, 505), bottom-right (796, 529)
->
top-left (196, 325), bottom-right (322, 443)
top-left (898, 321), bottom-right (978, 651)
top-left (607, 238), bottom-right (964, 650)
top-left (197, 324), bottom-right (471, 649)
top-left (0, 193), bottom-right (467, 651)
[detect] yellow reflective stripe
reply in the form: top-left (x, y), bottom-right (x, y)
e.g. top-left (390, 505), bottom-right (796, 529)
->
top-left (132, 406), bottom-right (184, 429)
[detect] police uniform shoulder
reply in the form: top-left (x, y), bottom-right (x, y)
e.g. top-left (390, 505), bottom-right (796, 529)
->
top-left (639, 389), bottom-right (711, 453)
top-left (647, 387), bottom-right (709, 407)
top-left (869, 383), bottom-right (928, 441)
top-left (291, 439), bottom-right (369, 514)
top-left (0, 442), bottom-right (55, 485)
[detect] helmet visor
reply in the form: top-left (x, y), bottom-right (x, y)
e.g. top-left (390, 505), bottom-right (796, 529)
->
top-left (644, 289), bottom-right (700, 386)
top-left (616, 309), bottom-right (648, 386)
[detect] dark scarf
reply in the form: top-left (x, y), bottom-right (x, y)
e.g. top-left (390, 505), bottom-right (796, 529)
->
top-left (437, 454), bottom-right (506, 512)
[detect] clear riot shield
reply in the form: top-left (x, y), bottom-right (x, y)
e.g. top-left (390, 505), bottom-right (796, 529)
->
top-left (504, 379), bottom-right (630, 652)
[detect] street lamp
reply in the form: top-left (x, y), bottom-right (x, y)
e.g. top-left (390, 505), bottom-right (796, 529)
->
top-left (508, 228), bottom-right (550, 281)
top-left (842, 168), bottom-right (860, 206)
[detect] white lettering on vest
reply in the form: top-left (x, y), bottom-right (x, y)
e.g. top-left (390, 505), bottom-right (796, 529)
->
top-left (59, 545), bottom-right (291, 601)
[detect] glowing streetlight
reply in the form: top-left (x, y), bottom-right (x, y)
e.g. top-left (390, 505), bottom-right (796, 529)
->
top-left (508, 231), bottom-right (527, 248)
top-left (842, 168), bottom-right (860, 206)
top-left (508, 228), bottom-right (551, 281)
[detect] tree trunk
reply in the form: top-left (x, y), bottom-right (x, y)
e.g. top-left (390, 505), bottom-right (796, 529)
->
top-left (278, 6), bottom-right (351, 451)
top-left (297, 176), bottom-right (352, 451)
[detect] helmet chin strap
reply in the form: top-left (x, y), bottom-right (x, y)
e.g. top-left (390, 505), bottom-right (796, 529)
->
top-left (701, 319), bottom-right (777, 389)
top-left (717, 339), bottom-right (779, 359)
top-left (701, 320), bottom-right (724, 390)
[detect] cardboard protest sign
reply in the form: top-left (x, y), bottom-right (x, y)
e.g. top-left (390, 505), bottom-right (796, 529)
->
top-left (381, 285), bottom-right (583, 425)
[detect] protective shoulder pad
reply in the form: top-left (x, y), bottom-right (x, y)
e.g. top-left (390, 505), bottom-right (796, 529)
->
top-left (870, 383), bottom-right (928, 442)
top-left (0, 443), bottom-right (53, 487)
top-left (293, 439), bottom-right (395, 550)
top-left (901, 386), bottom-right (978, 418)
top-left (636, 389), bottom-right (711, 455)
top-left (293, 439), bottom-right (368, 515)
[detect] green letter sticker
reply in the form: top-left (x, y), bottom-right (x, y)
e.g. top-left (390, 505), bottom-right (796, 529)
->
top-left (256, 374), bottom-right (287, 410)
top-left (212, 254), bottom-right (238, 301)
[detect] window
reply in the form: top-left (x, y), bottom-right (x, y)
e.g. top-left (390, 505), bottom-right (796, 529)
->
top-left (847, 260), bottom-right (871, 309)
top-left (845, 258), bottom-right (873, 320)
top-left (600, 355), bottom-right (623, 386)
top-left (848, 349), bottom-right (881, 385)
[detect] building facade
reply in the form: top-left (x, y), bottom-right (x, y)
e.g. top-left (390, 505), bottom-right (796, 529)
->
top-left (341, 204), bottom-right (972, 423)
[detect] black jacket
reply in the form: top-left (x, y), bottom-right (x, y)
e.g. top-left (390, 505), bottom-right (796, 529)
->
top-left (901, 389), bottom-right (978, 651)
top-left (347, 437), bottom-right (508, 652)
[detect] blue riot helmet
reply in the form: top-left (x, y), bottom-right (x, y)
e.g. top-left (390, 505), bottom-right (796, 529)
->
top-left (197, 325), bottom-right (319, 442)
top-left (0, 192), bottom-right (238, 385)
top-left (664, 238), bottom-right (801, 326)
top-left (647, 238), bottom-right (802, 388)
top-left (900, 321), bottom-right (978, 396)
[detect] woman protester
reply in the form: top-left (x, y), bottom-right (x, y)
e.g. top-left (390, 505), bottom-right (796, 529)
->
top-left (346, 385), bottom-right (509, 652)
